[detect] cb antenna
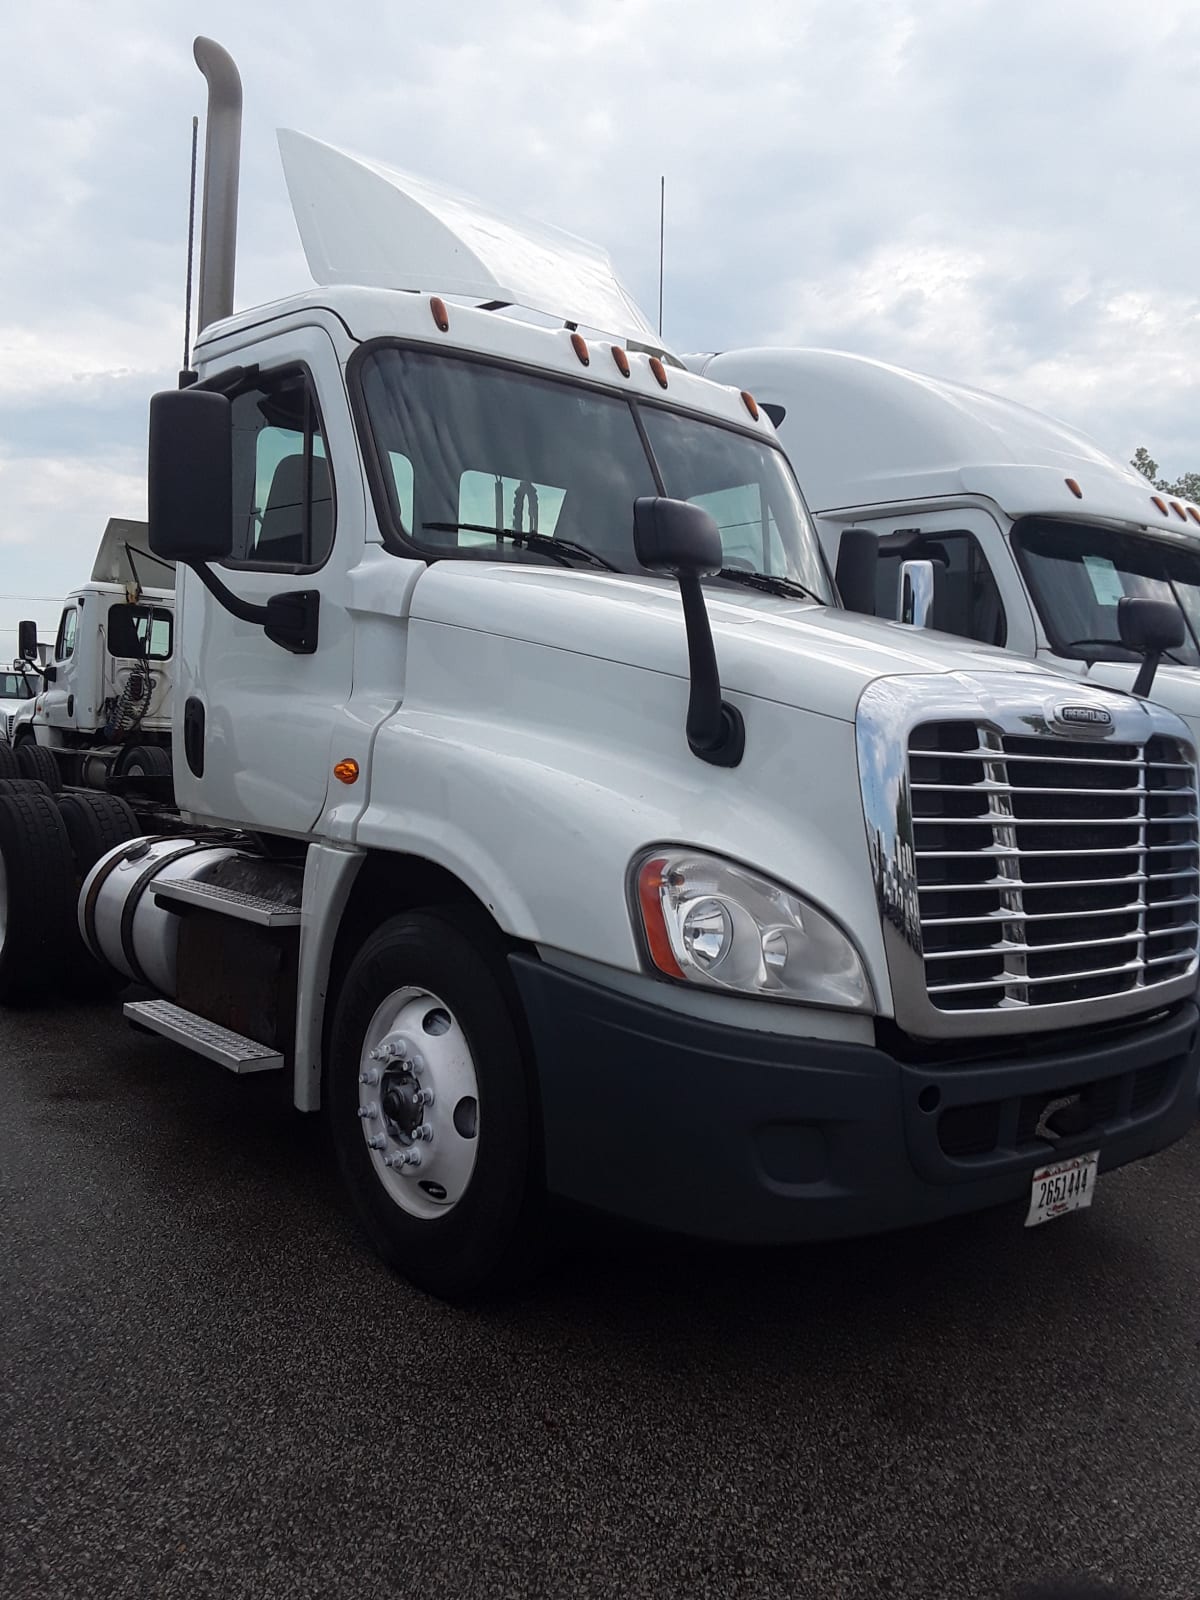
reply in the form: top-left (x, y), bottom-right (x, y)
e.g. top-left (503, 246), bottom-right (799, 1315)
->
top-left (658, 175), bottom-right (665, 338)
top-left (180, 114), bottom-right (199, 385)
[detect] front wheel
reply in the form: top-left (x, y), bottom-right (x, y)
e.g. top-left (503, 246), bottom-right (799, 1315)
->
top-left (327, 911), bottom-right (547, 1301)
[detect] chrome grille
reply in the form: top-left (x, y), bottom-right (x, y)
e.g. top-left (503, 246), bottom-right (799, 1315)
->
top-left (909, 725), bottom-right (1200, 1012)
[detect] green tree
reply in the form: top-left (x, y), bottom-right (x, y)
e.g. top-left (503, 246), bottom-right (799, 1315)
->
top-left (1131, 446), bottom-right (1200, 502)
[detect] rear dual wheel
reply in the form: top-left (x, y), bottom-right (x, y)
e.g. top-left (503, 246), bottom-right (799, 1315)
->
top-left (328, 911), bottom-right (549, 1301)
top-left (0, 791), bottom-right (139, 1004)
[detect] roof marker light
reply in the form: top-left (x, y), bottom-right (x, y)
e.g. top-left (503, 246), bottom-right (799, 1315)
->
top-left (430, 296), bottom-right (450, 332)
top-left (649, 356), bottom-right (668, 389)
top-left (1172, 501), bottom-right (1188, 521)
top-left (1189, 508), bottom-right (1200, 525)
top-left (612, 346), bottom-right (630, 377)
top-left (1065, 477), bottom-right (1082, 499)
top-left (741, 391), bottom-right (760, 420)
top-left (570, 332), bottom-right (590, 366)
top-left (1152, 496), bottom-right (1170, 516)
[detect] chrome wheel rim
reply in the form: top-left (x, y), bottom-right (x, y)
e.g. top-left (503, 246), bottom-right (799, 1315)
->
top-left (357, 986), bottom-right (480, 1219)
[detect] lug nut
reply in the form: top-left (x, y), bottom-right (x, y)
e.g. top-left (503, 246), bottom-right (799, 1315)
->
top-left (366, 1134), bottom-right (387, 1151)
top-left (385, 1149), bottom-right (421, 1171)
top-left (357, 1103), bottom-right (379, 1121)
top-left (411, 1123), bottom-right (433, 1143)
top-left (359, 1067), bottom-right (380, 1086)
top-left (415, 1088), bottom-right (435, 1107)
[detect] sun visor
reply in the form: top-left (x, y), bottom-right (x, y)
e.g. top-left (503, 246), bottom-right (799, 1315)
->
top-left (277, 128), bottom-right (662, 348)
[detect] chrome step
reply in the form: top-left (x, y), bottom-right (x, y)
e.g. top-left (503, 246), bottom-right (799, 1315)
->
top-left (150, 878), bottom-right (302, 927)
top-left (123, 999), bottom-right (284, 1074)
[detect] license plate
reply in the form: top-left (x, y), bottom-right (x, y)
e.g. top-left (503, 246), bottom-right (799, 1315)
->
top-left (1025, 1149), bottom-right (1099, 1228)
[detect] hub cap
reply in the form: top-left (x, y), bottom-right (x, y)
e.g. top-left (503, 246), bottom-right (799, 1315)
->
top-left (357, 986), bottom-right (479, 1219)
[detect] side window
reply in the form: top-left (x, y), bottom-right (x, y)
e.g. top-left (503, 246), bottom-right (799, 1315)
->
top-left (874, 531), bottom-right (1006, 647)
top-left (457, 472), bottom-right (566, 548)
top-left (55, 606), bottom-right (77, 661)
top-left (689, 482), bottom-right (786, 572)
top-left (229, 370), bottom-right (335, 568)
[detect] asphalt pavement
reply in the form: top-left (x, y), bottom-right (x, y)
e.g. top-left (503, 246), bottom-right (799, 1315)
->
top-left (2, 999), bottom-right (1199, 1600)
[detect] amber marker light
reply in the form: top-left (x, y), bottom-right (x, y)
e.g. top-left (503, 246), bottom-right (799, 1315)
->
top-left (741, 391), bottom-right (760, 420)
top-left (636, 857), bottom-right (684, 979)
top-left (570, 332), bottom-right (590, 366)
top-left (649, 356), bottom-right (669, 388)
top-left (612, 346), bottom-right (631, 377)
top-left (1065, 478), bottom-right (1082, 498)
top-left (430, 296), bottom-right (450, 332)
top-left (333, 759), bottom-right (360, 785)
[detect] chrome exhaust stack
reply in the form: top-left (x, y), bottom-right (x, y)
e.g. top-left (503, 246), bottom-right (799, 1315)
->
top-left (193, 37), bottom-right (242, 332)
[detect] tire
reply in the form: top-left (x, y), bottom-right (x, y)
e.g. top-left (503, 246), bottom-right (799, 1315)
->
top-left (0, 743), bottom-right (19, 779)
top-left (119, 745), bottom-right (171, 780)
top-left (57, 793), bottom-right (141, 878)
top-left (0, 779), bottom-right (51, 797)
top-left (0, 791), bottom-right (77, 1003)
top-left (327, 910), bottom-right (547, 1301)
top-left (15, 740), bottom-right (61, 791)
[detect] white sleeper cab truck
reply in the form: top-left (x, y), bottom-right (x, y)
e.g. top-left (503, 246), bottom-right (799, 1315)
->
top-left (6, 516), bottom-right (175, 796)
top-left (690, 349), bottom-right (1200, 751)
top-left (4, 41), bottom-right (1198, 1300)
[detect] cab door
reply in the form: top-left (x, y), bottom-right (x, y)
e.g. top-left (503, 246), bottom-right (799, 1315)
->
top-left (39, 603), bottom-right (80, 735)
top-left (173, 321), bottom-right (361, 835)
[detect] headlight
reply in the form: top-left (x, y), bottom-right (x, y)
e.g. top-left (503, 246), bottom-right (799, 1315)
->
top-left (633, 849), bottom-right (873, 1011)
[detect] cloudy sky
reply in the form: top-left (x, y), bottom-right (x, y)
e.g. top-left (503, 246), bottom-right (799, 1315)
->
top-left (2, 0), bottom-right (1199, 657)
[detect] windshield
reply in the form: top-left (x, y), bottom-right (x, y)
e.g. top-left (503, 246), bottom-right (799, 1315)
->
top-left (356, 346), bottom-right (832, 600)
top-left (0, 673), bottom-right (34, 699)
top-left (1014, 518), bottom-right (1200, 667)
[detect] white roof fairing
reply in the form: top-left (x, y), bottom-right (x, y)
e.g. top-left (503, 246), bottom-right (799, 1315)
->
top-left (692, 348), bottom-right (1194, 531)
top-left (277, 129), bottom-right (663, 350)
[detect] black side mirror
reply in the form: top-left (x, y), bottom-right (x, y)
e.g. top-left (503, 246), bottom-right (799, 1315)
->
top-left (17, 620), bottom-right (38, 662)
top-left (148, 388), bottom-right (234, 564)
top-left (1119, 596), bottom-right (1185, 698)
top-left (834, 529), bottom-right (878, 614)
top-left (106, 605), bottom-right (146, 659)
top-left (632, 496), bottom-right (743, 768)
top-left (633, 496), bottom-right (723, 577)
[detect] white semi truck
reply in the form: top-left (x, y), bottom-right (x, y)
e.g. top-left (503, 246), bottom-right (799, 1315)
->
top-left (5, 40), bottom-right (1199, 1299)
top-left (689, 349), bottom-right (1200, 749)
top-left (7, 516), bottom-right (175, 794)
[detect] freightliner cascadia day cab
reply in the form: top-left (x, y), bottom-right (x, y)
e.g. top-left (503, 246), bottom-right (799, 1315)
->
top-left (5, 517), bottom-right (175, 795)
top-left (3, 41), bottom-right (1198, 1299)
top-left (689, 349), bottom-right (1200, 752)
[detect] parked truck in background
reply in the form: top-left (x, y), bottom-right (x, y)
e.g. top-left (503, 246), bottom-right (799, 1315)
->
top-left (7, 516), bottom-right (175, 794)
top-left (688, 348), bottom-right (1200, 751)
top-left (2, 40), bottom-right (1197, 1300)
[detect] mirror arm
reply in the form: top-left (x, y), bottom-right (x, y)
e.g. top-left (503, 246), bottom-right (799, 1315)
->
top-left (1132, 650), bottom-right (1162, 699)
top-left (188, 559), bottom-right (270, 625)
top-left (678, 573), bottom-right (745, 767)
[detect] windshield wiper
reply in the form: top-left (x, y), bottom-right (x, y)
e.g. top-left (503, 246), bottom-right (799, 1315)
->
top-left (716, 567), bottom-right (822, 603)
top-left (422, 523), bottom-right (619, 572)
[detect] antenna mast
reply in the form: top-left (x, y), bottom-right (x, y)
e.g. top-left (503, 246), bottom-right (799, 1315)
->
top-left (181, 115), bottom-right (199, 383)
top-left (658, 175), bottom-right (665, 338)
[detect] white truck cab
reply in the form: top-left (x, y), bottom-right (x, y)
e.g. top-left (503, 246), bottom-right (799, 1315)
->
top-left (10, 517), bottom-right (175, 790)
top-left (0, 665), bottom-right (38, 745)
top-left (689, 348), bottom-right (1200, 750)
top-left (3, 41), bottom-right (1196, 1299)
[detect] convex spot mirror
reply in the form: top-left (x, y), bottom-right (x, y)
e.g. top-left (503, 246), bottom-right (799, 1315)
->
top-left (148, 388), bottom-right (234, 565)
top-left (1117, 595), bottom-right (1185, 655)
top-left (633, 496), bottom-right (723, 577)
